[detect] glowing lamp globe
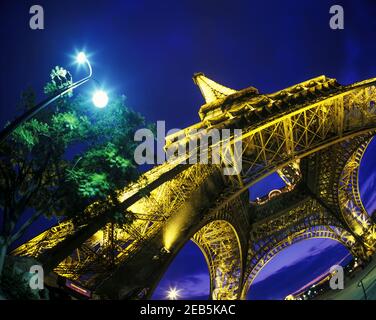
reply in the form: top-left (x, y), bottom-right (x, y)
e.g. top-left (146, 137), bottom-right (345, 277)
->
top-left (166, 287), bottom-right (181, 300)
top-left (76, 52), bottom-right (87, 64)
top-left (92, 90), bottom-right (109, 108)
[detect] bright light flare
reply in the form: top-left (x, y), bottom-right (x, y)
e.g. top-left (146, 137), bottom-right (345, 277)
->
top-left (166, 287), bottom-right (181, 300)
top-left (92, 90), bottom-right (109, 108)
top-left (76, 52), bottom-right (88, 64)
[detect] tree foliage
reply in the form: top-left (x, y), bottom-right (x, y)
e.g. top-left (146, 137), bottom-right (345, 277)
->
top-left (0, 66), bottom-right (148, 255)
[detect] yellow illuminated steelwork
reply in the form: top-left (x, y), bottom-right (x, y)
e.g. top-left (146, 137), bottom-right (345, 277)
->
top-left (12, 73), bottom-right (376, 300)
top-left (193, 73), bottom-right (237, 104)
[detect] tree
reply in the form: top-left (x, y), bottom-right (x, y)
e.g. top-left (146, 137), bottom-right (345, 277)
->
top-left (0, 66), bottom-right (149, 279)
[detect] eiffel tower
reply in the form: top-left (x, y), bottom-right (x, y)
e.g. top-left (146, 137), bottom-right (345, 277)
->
top-left (13, 73), bottom-right (376, 299)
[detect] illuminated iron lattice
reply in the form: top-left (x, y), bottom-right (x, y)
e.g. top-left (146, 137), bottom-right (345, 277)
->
top-left (13, 73), bottom-right (376, 299)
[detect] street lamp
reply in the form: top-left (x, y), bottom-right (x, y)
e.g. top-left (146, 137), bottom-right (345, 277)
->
top-left (166, 287), bottom-right (181, 300)
top-left (75, 51), bottom-right (93, 79)
top-left (0, 51), bottom-right (104, 144)
top-left (76, 52), bottom-right (108, 109)
top-left (76, 52), bottom-right (88, 64)
top-left (92, 90), bottom-right (109, 109)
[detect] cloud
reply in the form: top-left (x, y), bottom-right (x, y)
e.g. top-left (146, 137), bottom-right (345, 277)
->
top-left (247, 243), bottom-right (350, 300)
top-left (253, 239), bottom-right (339, 284)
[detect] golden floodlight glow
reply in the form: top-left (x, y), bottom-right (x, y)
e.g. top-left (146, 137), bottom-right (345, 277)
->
top-left (163, 213), bottom-right (188, 251)
top-left (163, 227), bottom-right (178, 252)
top-left (92, 230), bottom-right (104, 243)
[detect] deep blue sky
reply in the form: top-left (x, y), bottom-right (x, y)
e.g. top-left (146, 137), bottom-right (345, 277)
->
top-left (1, 0), bottom-right (376, 299)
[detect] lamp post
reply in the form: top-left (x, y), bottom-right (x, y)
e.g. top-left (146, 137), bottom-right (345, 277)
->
top-left (0, 52), bottom-right (108, 144)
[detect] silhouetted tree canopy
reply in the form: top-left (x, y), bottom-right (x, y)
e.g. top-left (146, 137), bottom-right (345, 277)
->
top-left (0, 66), bottom-right (151, 276)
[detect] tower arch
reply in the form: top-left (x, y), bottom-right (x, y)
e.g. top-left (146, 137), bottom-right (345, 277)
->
top-left (338, 137), bottom-right (376, 250)
top-left (241, 224), bottom-right (359, 299)
top-left (192, 219), bottom-right (243, 300)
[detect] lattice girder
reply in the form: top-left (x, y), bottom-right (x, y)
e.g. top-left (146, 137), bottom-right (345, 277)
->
top-left (192, 220), bottom-right (242, 300)
top-left (11, 75), bottom-right (376, 299)
top-left (241, 224), bottom-right (360, 299)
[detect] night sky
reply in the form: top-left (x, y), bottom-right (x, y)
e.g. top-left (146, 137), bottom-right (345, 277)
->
top-left (1, 0), bottom-right (376, 300)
